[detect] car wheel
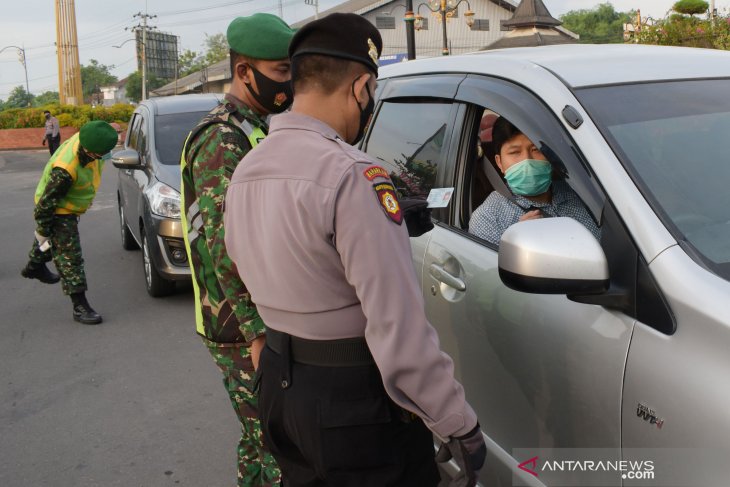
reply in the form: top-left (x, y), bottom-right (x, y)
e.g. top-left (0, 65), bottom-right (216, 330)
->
top-left (141, 227), bottom-right (175, 297)
top-left (118, 198), bottom-right (139, 250)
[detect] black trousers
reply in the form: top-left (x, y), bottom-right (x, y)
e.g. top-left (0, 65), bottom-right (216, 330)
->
top-left (47, 134), bottom-right (61, 155)
top-left (258, 343), bottom-right (440, 487)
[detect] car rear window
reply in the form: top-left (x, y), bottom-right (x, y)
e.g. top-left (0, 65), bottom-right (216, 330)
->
top-left (154, 111), bottom-right (211, 165)
top-left (577, 79), bottom-right (730, 280)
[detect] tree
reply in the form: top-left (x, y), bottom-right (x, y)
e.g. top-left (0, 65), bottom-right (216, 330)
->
top-left (202, 33), bottom-right (228, 65)
top-left (177, 33), bottom-right (229, 78)
top-left (637, 10), bottom-right (730, 49)
top-left (125, 71), bottom-right (166, 103)
top-left (178, 49), bottom-right (205, 78)
top-left (560, 3), bottom-right (634, 44)
top-left (35, 91), bottom-right (60, 106)
top-left (81, 59), bottom-right (117, 102)
top-left (5, 85), bottom-right (35, 108)
top-left (673, 0), bottom-right (709, 16)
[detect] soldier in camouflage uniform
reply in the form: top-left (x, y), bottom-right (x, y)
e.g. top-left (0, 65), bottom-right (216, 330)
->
top-left (179, 13), bottom-right (294, 487)
top-left (22, 120), bottom-right (118, 325)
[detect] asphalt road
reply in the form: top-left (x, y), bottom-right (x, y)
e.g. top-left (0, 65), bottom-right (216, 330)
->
top-left (0, 150), bottom-right (239, 487)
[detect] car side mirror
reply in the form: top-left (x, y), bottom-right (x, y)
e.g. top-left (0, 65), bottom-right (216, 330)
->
top-left (111, 149), bottom-right (143, 170)
top-left (498, 217), bottom-right (609, 295)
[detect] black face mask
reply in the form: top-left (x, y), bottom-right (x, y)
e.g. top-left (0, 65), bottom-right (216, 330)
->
top-left (351, 80), bottom-right (374, 145)
top-left (244, 65), bottom-right (292, 114)
top-left (45, 114), bottom-right (50, 120)
top-left (78, 148), bottom-right (96, 166)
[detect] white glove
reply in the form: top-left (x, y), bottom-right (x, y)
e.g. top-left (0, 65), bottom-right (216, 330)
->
top-left (35, 231), bottom-right (51, 252)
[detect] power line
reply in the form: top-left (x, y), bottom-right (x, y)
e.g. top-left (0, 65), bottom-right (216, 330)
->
top-left (155, 0), bottom-right (258, 17)
top-left (157, 0), bottom-right (299, 28)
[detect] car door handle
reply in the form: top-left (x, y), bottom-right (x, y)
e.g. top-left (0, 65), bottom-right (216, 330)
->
top-left (429, 263), bottom-right (466, 292)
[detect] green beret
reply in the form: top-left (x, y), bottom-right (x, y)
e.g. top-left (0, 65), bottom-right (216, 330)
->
top-left (79, 121), bottom-right (118, 155)
top-left (227, 13), bottom-right (294, 60)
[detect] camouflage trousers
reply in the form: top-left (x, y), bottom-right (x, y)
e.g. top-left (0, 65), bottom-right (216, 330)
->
top-left (28, 215), bottom-right (86, 295)
top-left (204, 338), bottom-right (281, 487)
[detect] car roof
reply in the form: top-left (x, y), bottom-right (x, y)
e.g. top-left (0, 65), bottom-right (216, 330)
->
top-left (141, 93), bottom-right (223, 116)
top-left (379, 44), bottom-right (730, 88)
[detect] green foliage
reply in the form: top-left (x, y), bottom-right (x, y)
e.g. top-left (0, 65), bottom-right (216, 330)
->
top-left (178, 32), bottom-right (229, 78)
top-left (178, 49), bottom-right (205, 77)
top-left (637, 12), bottom-right (730, 49)
top-left (125, 71), bottom-right (167, 103)
top-left (80, 59), bottom-right (118, 102)
top-left (5, 85), bottom-right (35, 108)
top-left (0, 103), bottom-right (134, 130)
top-left (34, 91), bottom-right (60, 106)
top-left (673, 0), bottom-right (709, 16)
top-left (203, 33), bottom-right (229, 65)
top-left (560, 3), bottom-right (634, 43)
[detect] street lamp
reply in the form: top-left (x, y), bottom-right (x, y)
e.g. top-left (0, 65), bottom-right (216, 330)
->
top-left (113, 38), bottom-right (147, 101)
top-left (385, 2), bottom-right (417, 60)
top-left (0, 45), bottom-right (31, 105)
top-left (414, 0), bottom-right (475, 55)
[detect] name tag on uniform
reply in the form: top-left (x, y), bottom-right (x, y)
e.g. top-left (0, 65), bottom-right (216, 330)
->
top-left (426, 187), bottom-right (454, 208)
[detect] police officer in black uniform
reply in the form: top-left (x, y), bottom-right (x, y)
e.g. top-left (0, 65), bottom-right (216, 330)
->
top-left (225, 13), bottom-right (486, 487)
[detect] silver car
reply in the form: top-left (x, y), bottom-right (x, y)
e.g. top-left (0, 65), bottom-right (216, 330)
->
top-left (112, 94), bottom-right (222, 296)
top-left (365, 45), bottom-right (730, 486)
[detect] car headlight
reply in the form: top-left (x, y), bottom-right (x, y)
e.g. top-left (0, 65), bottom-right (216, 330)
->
top-left (148, 181), bottom-right (181, 219)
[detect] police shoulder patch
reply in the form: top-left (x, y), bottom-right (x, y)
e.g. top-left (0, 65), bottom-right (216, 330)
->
top-left (363, 165), bottom-right (390, 181)
top-left (373, 182), bottom-right (402, 225)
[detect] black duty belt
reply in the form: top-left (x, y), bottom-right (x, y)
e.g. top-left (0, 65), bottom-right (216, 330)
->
top-left (266, 327), bottom-right (375, 367)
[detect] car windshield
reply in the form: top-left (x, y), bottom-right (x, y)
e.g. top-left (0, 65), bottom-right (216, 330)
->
top-left (577, 79), bottom-right (730, 280)
top-left (154, 111), bottom-right (211, 165)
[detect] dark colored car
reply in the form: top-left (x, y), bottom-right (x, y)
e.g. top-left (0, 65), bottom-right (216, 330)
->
top-left (112, 94), bottom-right (222, 296)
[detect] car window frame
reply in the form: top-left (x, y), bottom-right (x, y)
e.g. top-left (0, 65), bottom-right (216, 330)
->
top-left (126, 113), bottom-right (142, 151)
top-left (441, 75), bottom-right (675, 334)
top-left (136, 107), bottom-right (150, 166)
top-left (454, 74), bottom-right (606, 225)
top-left (360, 74), bottom-right (466, 221)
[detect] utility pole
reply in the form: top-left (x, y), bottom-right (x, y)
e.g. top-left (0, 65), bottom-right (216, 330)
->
top-left (278, 0), bottom-right (283, 18)
top-left (130, 10), bottom-right (156, 101)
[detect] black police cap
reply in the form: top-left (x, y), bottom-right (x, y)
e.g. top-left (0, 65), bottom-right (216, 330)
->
top-left (289, 13), bottom-right (383, 74)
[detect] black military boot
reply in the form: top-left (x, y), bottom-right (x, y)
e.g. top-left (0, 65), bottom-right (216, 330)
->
top-left (21, 261), bottom-right (61, 284)
top-left (71, 292), bottom-right (103, 325)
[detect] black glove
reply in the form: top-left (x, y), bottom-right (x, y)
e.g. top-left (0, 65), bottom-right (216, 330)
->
top-left (400, 197), bottom-right (434, 238)
top-left (435, 424), bottom-right (487, 487)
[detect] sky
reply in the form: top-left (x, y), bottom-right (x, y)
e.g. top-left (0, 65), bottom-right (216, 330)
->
top-left (0, 0), bottom-right (725, 99)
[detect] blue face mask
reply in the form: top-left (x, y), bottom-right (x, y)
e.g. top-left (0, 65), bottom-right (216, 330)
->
top-left (503, 159), bottom-right (552, 196)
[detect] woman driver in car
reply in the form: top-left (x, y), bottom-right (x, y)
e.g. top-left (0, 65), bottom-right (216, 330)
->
top-left (469, 116), bottom-right (600, 245)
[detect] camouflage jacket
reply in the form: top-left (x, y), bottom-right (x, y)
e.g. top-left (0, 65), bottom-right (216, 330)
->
top-left (34, 167), bottom-right (73, 236)
top-left (181, 94), bottom-right (268, 344)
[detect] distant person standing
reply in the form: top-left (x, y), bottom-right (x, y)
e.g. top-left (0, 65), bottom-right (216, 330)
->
top-left (22, 120), bottom-right (118, 324)
top-left (42, 110), bottom-right (61, 155)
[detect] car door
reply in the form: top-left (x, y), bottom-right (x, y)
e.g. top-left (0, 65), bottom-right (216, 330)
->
top-left (421, 75), bottom-right (635, 486)
top-left (120, 112), bottom-right (143, 239)
top-left (131, 106), bottom-right (152, 238)
top-left (363, 74), bottom-right (466, 284)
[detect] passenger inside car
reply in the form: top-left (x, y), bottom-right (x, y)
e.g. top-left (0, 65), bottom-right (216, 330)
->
top-left (469, 116), bottom-right (600, 245)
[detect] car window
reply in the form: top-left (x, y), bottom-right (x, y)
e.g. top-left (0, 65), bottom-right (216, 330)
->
top-left (577, 79), bottom-right (730, 281)
top-left (137, 113), bottom-right (149, 161)
top-left (154, 111), bottom-right (210, 165)
top-left (364, 100), bottom-right (453, 198)
top-left (127, 113), bottom-right (142, 150)
top-left (465, 108), bottom-right (601, 247)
